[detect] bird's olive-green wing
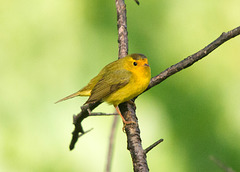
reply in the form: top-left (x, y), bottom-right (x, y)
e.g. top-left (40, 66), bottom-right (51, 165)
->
top-left (85, 69), bottom-right (132, 104)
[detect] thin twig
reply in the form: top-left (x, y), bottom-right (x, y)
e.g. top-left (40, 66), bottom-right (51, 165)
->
top-left (69, 102), bottom-right (101, 150)
top-left (134, 0), bottom-right (140, 5)
top-left (78, 128), bottom-right (93, 138)
top-left (90, 113), bottom-right (118, 116)
top-left (144, 139), bottom-right (164, 154)
top-left (105, 115), bottom-right (119, 172)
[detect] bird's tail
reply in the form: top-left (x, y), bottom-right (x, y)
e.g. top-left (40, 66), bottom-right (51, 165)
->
top-left (55, 91), bottom-right (81, 104)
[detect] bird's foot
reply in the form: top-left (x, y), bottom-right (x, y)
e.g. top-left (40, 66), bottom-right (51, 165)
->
top-left (122, 120), bottom-right (136, 132)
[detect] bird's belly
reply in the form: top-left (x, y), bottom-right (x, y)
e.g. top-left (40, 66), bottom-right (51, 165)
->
top-left (103, 76), bottom-right (150, 106)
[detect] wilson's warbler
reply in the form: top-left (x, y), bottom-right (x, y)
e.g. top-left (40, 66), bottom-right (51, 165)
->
top-left (56, 53), bottom-right (151, 125)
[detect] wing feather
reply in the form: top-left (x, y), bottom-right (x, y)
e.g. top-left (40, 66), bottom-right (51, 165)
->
top-left (85, 69), bottom-right (131, 104)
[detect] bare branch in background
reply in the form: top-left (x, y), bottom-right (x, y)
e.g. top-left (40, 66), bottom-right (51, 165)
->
top-left (210, 155), bottom-right (236, 172)
top-left (105, 116), bottom-right (119, 172)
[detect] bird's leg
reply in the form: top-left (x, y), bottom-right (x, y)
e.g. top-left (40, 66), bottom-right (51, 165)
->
top-left (115, 105), bottom-right (136, 131)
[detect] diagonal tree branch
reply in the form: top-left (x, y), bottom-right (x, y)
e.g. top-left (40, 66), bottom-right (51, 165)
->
top-left (146, 26), bottom-right (240, 91)
top-left (144, 139), bottom-right (164, 154)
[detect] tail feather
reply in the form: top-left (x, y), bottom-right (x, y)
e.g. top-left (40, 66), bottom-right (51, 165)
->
top-left (55, 91), bottom-right (81, 104)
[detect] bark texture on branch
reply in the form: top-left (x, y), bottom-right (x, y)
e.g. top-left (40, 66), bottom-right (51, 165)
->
top-left (115, 0), bottom-right (149, 171)
top-left (116, 0), bottom-right (128, 59)
top-left (119, 102), bottom-right (149, 172)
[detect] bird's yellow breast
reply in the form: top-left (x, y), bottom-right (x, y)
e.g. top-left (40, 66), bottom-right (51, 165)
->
top-left (103, 63), bottom-right (151, 106)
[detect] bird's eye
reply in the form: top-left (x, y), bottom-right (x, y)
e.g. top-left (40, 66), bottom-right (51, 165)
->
top-left (133, 62), bottom-right (137, 66)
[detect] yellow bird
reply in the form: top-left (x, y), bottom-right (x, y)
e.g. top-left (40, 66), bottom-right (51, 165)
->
top-left (56, 53), bottom-right (151, 125)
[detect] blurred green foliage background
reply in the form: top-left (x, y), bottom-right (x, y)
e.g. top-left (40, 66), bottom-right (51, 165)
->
top-left (1, 0), bottom-right (240, 171)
